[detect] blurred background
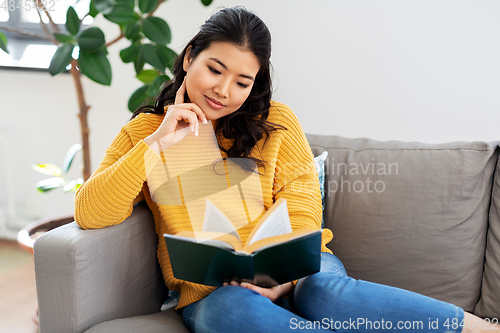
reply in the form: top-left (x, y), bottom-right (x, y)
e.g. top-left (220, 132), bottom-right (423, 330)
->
top-left (0, 0), bottom-right (499, 241)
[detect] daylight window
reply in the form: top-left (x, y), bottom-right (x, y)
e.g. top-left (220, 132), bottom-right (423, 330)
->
top-left (0, 0), bottom-right (93, 71)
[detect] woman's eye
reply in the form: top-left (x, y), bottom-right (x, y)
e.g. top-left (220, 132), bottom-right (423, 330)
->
top-left (237, 82), bottom-right (249, 88)
top-left (208, 66), bottom-right (221, 75)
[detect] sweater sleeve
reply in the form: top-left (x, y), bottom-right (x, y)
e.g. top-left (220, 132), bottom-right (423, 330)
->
top-left (74, 120), bottom-right (161, 230)
top-left (271, 104), bottom-right (333, 254)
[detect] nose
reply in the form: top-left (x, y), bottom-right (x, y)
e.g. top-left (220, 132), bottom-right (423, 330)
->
top-left (213, 78), bottom-right (230, 99)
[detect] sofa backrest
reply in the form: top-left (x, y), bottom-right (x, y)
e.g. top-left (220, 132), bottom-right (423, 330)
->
top-left (475, 149), bottom-right (500, 319)
top-left (306, 134), bottom-right (499, 318)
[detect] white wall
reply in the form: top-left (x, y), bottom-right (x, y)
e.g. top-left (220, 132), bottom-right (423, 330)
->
top-left (1, 0), bottom-right (499, 227)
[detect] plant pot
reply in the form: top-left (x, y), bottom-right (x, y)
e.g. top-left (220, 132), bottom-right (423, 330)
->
top-left (17, 215), bottom-right (74, 254)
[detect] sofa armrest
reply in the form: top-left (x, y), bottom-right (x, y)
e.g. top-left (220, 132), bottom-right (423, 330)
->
top-left (34, 201), bottom-right (168, 333)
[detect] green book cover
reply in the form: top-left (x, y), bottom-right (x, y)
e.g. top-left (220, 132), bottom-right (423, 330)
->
top-left (164, 230), bottom-right (322, 287)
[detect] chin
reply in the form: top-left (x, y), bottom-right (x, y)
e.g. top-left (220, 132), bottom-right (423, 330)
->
top-left (204, 109), bottom-right (231, 121)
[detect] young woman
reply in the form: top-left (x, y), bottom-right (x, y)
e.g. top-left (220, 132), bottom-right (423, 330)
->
top-left (75, 6), bottom-right (496, 333)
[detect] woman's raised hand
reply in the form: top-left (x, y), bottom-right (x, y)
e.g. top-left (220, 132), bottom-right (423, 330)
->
top-left (144, 78), bottom-right (208, 154)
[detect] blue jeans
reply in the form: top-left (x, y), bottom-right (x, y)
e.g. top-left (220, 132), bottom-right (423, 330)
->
top-left (181, 253), bottom-right (464, 332)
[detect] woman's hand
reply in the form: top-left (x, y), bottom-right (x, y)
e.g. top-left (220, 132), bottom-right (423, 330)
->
top-left (223, 281), bottom-right (293, 303)
top-left (144, 78), bottom-right (208, 154)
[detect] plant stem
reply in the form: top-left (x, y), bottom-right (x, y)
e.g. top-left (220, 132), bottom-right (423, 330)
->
top-left (38, 6), bottom-right (91, 181)
top-left (69, 59), bottom-right (92, 181)
top-left (106, 30), bottom-right (124, 48)
top-left (0, 25), bottom-right (52, 41)
top-left (33, 0), bottom-right (60, 34)
top-left (35, 7), bottom-right (58, 44)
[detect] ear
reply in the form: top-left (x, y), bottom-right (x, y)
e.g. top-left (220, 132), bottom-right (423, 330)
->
top-left (183, 46), bottom-right (192, 72)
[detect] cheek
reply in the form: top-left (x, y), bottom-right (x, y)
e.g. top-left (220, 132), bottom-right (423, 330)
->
top-left (231, 89), bottom-right (252, 107)
top-left (186, 68), bottom-right (209, 93)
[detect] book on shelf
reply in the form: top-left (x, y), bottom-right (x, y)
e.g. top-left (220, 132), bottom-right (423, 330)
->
top-left (164, 197), bottom-right (322, 287)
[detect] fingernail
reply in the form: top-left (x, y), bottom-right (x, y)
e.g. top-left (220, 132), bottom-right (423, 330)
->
top-left (195, 129), bottom-right (198, 136)
top-left (223, 282), bottom-right (228, 286)
top-left (240, 283), bottom-right (247, 288)
top-left (230, 281), bottom-right (238, 286)
top-left (203, 118), bottom-right (208, 124)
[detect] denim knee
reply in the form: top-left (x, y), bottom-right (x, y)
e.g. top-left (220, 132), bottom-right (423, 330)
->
top-left (182, 285), bottom-right (271, 330)
top-left (190, 285), bottom-right (267, 314)
top-left (319, 252), bottom-right (348, 276)
top-left (183, 285), bottom-right (320, 333)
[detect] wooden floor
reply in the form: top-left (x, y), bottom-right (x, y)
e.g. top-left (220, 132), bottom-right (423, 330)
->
top-left (0, 239), bottom-right (39, 333)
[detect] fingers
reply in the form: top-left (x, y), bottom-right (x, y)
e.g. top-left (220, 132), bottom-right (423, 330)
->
top-left (174, 77), bottom-right (186, 105)
top-left (167, 77), bottom-right (207, 137)
top-left (223, 281), bottom-right (263, 295)
top-left (172, 110), bottom-right (199, 136)
top-left (222, 280), bottom-right (286, 302)
top-left (165, 102), bottom-right (207, 137)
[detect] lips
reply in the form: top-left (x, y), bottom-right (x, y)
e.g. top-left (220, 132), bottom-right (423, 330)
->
top-left (205, 96), bottom-right (224, 110)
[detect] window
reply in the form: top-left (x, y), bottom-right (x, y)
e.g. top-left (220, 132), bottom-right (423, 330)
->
top-left (0, 0), bottom-right (93, 71)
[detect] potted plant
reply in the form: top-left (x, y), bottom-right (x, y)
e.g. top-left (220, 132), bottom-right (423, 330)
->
top-left (0, 0), bottom-right (213, 181)
top-left (4, 1), bottom-right (213, 325)
top-left (1, 0), bottom-right (213, 251)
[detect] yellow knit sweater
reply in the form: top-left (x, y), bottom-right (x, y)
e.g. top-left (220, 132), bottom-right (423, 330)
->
top-left (74, 101), bottom-right (333, 309)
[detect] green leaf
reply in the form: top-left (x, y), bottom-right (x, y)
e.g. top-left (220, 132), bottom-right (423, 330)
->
top-left (155, 45), bottom-right (177, 71)
top-left (63, 178), bottom-right (84, 192)
top-left (88, 0), bottom-right (100, 17)
top-left (0, 31), bottom-right (9, 54)
top-left (117, 0), bottom-right (135, 10)
top-left (93, 0), bottom-right (115, 15)
top-left (124, 21), bottom-right (141, 40)
top-left (54, 33), bottom-right (74, 43)
top-left (138, 0), bottom-right (157, 14)
top-left (128, 85), bottom-right (151, 112)
top-left (32, 164), bottom-right (63, 177)
top-left (48, 43), bottom-right (75, 76)
top-left (130, 34), bottom-right (142, 43)
top-left (136, 69), bottom-right (158, 84)
top-left (142, 16), bottom-right (171, 45)
top-left (78, 27), bottom-right (105, 53)
top-left (146, 74), bottom-right (170, 96)
top-left (36, 177), bottom-right (66, 193)
top-left (201, 0), bottom-right (212, 6)
top-left (62, 143), bottom-right (82, 175)
top-left (119, 42), bottom-right (140, 63)
top-left (134, 52), bottom-right (146, 75)
top-left (66, 6), bottom-right (81, 36)
top-left (140, 43), bottom-right (165, 72)
top-left (78, 49), bottom-right (112, 85)
top-left (104, 4), bottom-right (139, 25)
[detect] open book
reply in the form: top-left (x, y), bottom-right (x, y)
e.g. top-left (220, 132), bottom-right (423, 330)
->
top-left (164, 198), bottom-right (322, 287)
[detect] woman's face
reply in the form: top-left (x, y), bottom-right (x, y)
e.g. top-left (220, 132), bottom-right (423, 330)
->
top-left (183, 41), bottom-right (261, 120)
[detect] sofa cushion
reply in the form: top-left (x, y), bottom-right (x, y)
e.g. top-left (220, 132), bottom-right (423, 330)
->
top-left (84, 309), bottom-right (189, 333)
top-left (314, 151), bottom-right (328, 227)
top-left (475, 148), bottom-right (500, 319)
top-left (306, 134), bottom-right (498, 313)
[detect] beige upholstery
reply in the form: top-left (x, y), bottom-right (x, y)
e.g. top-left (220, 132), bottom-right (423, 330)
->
top-left (34, 135), bottom-right (500, 333)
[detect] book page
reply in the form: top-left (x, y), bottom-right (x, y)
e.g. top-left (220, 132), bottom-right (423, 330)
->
top-left (165, 231), bottom-right (243, 251)
top-left (243, 229), bottom-right (319, 254)
top-left (247, 198), bottom-right (292, 246)
top-left (202, 199), bottom-right (240, 241)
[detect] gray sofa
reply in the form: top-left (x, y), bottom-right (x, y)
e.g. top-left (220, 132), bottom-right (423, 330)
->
top-left (33, 134), bottom-right (500, 333)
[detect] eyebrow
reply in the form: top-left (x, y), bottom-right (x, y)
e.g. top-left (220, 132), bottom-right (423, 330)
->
top-left (209, 57), bottom-right (255, 81)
